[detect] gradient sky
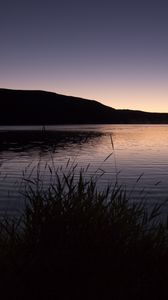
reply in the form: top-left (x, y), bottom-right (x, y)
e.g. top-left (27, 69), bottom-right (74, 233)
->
top-left (0, 0), bottom-right (168, 112)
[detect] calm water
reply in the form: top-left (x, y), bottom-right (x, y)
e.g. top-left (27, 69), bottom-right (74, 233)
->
top-left (1, 124), bottom-right (168, 215)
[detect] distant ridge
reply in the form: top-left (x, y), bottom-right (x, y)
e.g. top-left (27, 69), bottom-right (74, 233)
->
top-left (0, 88), bottom-right (168, 124)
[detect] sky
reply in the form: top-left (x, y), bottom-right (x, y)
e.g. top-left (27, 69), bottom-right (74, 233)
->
top-left (0, 0), bottom-right (168, 112)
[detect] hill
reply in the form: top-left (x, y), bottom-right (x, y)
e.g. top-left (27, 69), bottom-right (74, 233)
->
top-left (0, 88), bottom-right (168, 124)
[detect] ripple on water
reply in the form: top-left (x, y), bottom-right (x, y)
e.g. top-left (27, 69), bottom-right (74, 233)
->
top-left (0, 124), bottom-right (168, 214)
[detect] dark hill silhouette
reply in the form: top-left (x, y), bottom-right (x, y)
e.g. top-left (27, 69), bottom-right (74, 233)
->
top-left (0, 88), bottom-right (168, 124)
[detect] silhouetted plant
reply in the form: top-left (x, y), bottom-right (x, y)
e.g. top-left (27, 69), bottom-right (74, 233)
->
top-left (0, 167), bottom-right (168, 299)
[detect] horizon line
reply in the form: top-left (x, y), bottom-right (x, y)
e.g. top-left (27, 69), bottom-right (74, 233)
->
top-left (0, 87), bottom-right (167, 114)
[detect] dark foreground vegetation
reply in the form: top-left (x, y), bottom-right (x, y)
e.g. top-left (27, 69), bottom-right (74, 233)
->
top-left (1, 170), bottom-right (168, 299)
top-left (1, 88), bottom-right (168, 124)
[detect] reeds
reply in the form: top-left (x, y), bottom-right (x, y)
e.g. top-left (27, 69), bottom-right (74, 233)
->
top-left (0, 166), bottom-right (168, 299)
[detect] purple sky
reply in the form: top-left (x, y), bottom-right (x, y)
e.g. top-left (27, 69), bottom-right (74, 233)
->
top-left (0, 0), bottom-right (168, 112)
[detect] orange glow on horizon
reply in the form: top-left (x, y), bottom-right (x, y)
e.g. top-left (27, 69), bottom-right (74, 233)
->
top-left (1, 78), bottom-right (168, 113)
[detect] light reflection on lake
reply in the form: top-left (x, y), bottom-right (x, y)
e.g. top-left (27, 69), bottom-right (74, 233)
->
top-left (0, 124), bottom-right (168, 215)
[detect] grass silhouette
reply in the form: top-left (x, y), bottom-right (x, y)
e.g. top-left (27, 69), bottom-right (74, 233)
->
top-left (0, 165), bottom-right (168, 299)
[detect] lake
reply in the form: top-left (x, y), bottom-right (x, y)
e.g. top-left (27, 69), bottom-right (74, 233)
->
top-left (1, 124), bottom-right (168, 215)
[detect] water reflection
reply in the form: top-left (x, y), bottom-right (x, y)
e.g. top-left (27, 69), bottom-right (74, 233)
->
top-left (0, 130), bottom-right (102, 153)
top-left (0, 125), bottom-right (168, 215)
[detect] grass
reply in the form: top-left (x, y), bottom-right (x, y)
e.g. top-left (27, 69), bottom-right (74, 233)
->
top-left (0, 165), bottom-right (168, 300)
